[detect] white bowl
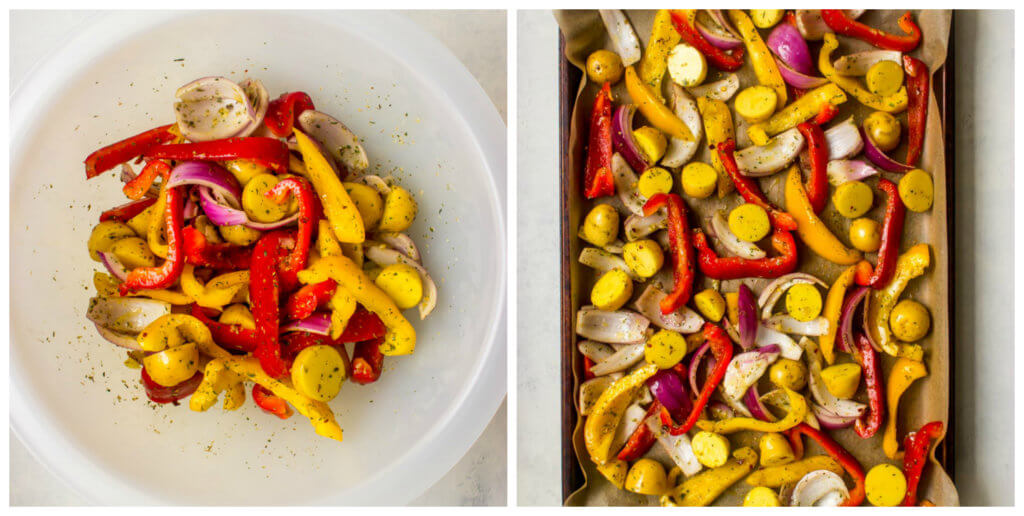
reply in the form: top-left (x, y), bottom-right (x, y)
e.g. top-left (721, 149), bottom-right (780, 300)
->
top-left (10, 11), bottom-right (506, 505)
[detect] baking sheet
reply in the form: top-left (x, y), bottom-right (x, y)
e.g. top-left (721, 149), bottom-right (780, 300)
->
top-left (556, 9), bottom-right (958, 506)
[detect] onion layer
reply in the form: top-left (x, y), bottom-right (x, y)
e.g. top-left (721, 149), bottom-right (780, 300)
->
top-left (827, 159), bottom-right (878, 186)
top-left (861, 127), bottom-right (915, 172)
top-left (612, 104), bottom-right (649, 173)
top-left (710, 211), bottom-right (766, 260)
top-left (735, 127), bottom-right (806, 176)
top-left (576, 306), bottom-right (650, 344)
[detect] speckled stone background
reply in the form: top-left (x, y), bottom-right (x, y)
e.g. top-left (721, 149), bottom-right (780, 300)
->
top-left (515, 9), bottom-right (1013, 507)
top-left (10, 9), bottom-right (507, 507)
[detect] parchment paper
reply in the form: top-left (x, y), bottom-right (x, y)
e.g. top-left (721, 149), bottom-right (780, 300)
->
top-left (557, 9), bottom-right (957, 506)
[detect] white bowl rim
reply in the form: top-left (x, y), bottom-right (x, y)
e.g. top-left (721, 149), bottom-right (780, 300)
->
top-left (9, 10), bottom-right (507, 506)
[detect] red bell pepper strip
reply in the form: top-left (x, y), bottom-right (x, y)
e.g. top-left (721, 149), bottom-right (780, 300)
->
top-left (99, 197), bottom-right (157, 222)
top-left (797, 122), bottom-right (829, 213)
top-left (252, 384), bottom-right (293, 419)
top-left (790, 423), bottom-right (866, 506)
top-left (145, 137), bottom-right (290, 174)
top-left (854, 179), bottom-right (906, 288)
top-left (120, 187), bottom-right (185, 294)
top-left (583, 82), bottom-right (615, 199)
top-left (692, 227), bottom-right (799, 280)
top-left (642, 193), bottom-right (695, 313)
top-left (285, 280), bottom-right (338, 320)
top-left (351, 337), bottom-right (385, 385)
top-left (583, 356), bottom-right (596, 380)
top-left (181, 226), bottom-right (252, 270)
top-left (660, 323), bottom-right (733, 435)
top-left (616, 400), bottom-right (662, 462)
top-left (669, 10), bottom-right (745, 71)
top-left (250, 231), bottom-right (291, 378)
top-left (902, 421), bottom-right (944, 506)
top-left (189, 304), bottom-right (257, 353)
top-left (141, 367), bottom-right (203, 405)
top-left (821, 10), bottom-right (922, 52)
top-left (338, 307), bottom-right (388, 342)
top-left (717, 140), bottom-right (798, 231)
top-left (85, 123), bottom-right (177, 179)
top-left (264, 92), bottom-right (315, 137)
top-left (903, 56), bottom-right (930, 167)
top-left (785, 427), bottom-right (804, 460)
top-left (854, 333), bottom-right (885, 439)
top-left (266, 177), bottom-right (316, 290)
top-left (815, 103), bottom-right (840, 125)
top-left (122, 160), bottom-right (171, 200)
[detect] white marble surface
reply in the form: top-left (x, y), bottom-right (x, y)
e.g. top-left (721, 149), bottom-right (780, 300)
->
top-left (515, 9), bottom-right (1014, 506)
top-left (9, 9), bottom-right (507, 507)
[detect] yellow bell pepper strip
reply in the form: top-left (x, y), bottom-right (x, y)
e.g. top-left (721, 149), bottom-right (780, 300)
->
top-left (883, 357), bottom-right (928, 459)
top-left (784, 166), bottom-right (863, 265)
top-left (317, 219), bottom-right (344, 258)
top-left (697, 97), bottom-right (735, 198)
top-left (293, 129), bottom-right (365, 243)
top-left (696, 386), bottom-right (807, 434)
top-left (201, 357), bottom-right (344, 442)
top-left (639, 10), bottom-right (681, 102)
top-left (728, 10), bottom-right (786, 106)
top-left (745, 456), bottom-right (844, 488)
top-left (625, 66), bottom-right (694, 142)
top-left (821, 265), bottom-right (857, 364)
top-left (147, 183), bottom-right (170, 259)
top-left (179, 264), bottom-right (249, 310)
top-left (819, 33), bottom-right (908, 114)
top-left (584, 363), bottom-right (658, 465)
top-left (865, 244), bottom-right (931, 356)
top-left (93, 271), bottom-right (193, 305)
top-left (747, 83), bottom-right (846, 146)
top-left (137, 313), bottom-right (233, 358)
top-left (328, 285), bottom-right (357, 340)
top-left (298, 255), bottom-right (416, 355)
top-left (666, 447), bottom-right (758, 506)
top-left (190, 358), bottom-right (246, 412)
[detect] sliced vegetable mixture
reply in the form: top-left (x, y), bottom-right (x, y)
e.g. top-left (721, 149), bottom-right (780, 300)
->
top-left (576, 9), bottom-right (943, 506)
top-left (85, 75), bottom-right (438, 443)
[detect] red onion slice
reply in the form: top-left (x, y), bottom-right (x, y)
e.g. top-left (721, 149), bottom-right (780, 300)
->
top-left (612, 104), bottom-right (649, 174)
top-left (755, 324), bottom-right (803, 361)
top-left (578, 340), bottom-right (616, 362)
top-left (811, 403), bottom-right (858, 429)
top-left (364, 244), bottom-right (438, 319)
top-left (735, 126), bottom-right (806, 177)
top-left (578, 247), bottom-right (640, 281)
top-left (743, 382), bottom-right (776, 422)
top-left (687, 73), bottom-right (740, 101)
top-left (758, 273), bottom-right (828, 320)
top-left (708, 400), bottom-right (734, 420)
top-left (174, 76), bottom-right (255, 142)
top-left (646, 415), bottom-right (704, 476)
top-left (764, 314), bottom-right (829, 336)
top-left (610, 153), bottom-right (645, 216)
top-left (97, 252), bottom-right (130, 281)
top-left (824, 118), bottom-right (864, 161)
top-left (861, 127), bottom-right (915, 172)
top-left (839, 286), bottom-right (871, 357)
top-left (832, 50), bottom-right (903, 76)
top-left (707, 9), bottom-right (742, 39)
top-left (688, 341), bottom-right (711, 396)
top-left (791, 470), bottom-right (850, 506)
top-left (575, 306), bottom-right (650, 344)
top-left (826, 159), bottom-right (878, 186)
top-left (737, 283), bottom-right (759, 350)
top-left (695, 11), bottom-right (743, 50)
top-left (86, 296), bottom-right (171, 335)
top-left (647, 368), bottom-right (693, 421)
top-left (166, 161), bottom-right (242, 204)
top-left (767, 23), bottom-right (814, 75)
top-left (197, 186), bottom-right (300, 230)
top-left (94, 323), bottom-right (144, 351)
top-left (776, 58), bottom-right (829, 90)
top-left (281, 312), bottom-right (332, 335)
top-left (793, 9), bottom-right (865, 41)
top-left (624, 211), bottom-right (668, 242)
top-left (662, 83), bottom-right (703, 167)
top-left (376, 232), bottom-right (421, 263)
top-left (236, 78), bottom-right (269, 137)
top-left (598, 10), bottom-right (641, 66)
top-left (722, 344), bottom-right (780, 400)
top-left (633, 284), bottom-right (704, 334)
top-left (709, 211), bottom-right (766, 260)
top-left (591, 343), bottom-right (645, 376)
top-left (801, 337), bottom-right (867, 418)
top-left (298, 110), bottom-right (369, 174)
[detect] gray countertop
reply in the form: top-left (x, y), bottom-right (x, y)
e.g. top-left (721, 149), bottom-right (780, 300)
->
top-left (10, 9), bottom-right (507, 507)
top-left (515, 9), bottom-right (1014, 507)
